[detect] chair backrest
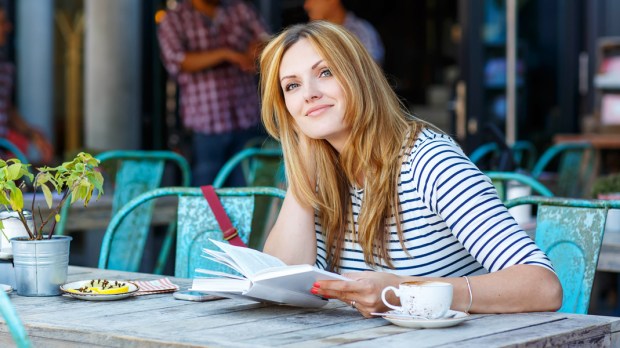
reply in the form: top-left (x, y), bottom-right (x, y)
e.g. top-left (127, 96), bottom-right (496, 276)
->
top-left (485, 171), bottom-right (553, 201)
top-left (213, 147), bottom-right (285, 250)
top-left (0, 138), bottom-right (28, 163)
top-left (213, 147), bottom-right (285, 188)
top-left (98, 186), bottom-right (286, 279)
top-left (531, 142), bottom-right (595, 198)
top-left (0, 291), bottom-right (31, 348)
top-left (58, 150), bottom-right (191, 273)
top-left (511, 140), bottom-right (537, 172)
top-left (469, 142), bottom-right (500, 167)
top-left (504, 196), bottom-right (620, 314)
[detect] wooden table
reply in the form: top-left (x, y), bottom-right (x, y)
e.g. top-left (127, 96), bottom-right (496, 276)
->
top-left (554, 133), bottom-right (620, 149)
top-left (2, 266), bottom-right (620, 347)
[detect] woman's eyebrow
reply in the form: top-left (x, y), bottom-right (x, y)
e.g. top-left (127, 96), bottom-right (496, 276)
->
top-left (280, 60), bottom-right (324, 82)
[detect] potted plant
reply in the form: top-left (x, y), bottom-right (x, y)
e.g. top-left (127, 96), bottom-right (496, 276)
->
top-left (0, 152), bottom-right (104, 296)
top-left (592, 173), bottom-right (620, 234)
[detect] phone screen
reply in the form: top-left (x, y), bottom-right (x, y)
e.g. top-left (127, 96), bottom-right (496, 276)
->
top-left (173, 290), bottom-right (224, 302)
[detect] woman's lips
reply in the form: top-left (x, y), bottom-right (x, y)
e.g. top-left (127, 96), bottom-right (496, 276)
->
top-left (305, 104), bottom-right (332, 117)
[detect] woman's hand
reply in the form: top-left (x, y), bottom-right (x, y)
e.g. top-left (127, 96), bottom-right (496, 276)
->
top-left (311, 271), bottom-right (403, 317)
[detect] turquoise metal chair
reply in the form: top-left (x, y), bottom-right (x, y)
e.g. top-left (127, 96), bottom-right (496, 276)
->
top-left (505, 196), bottom-right (620, 314)
top-left (98, 186), bottom-right (286, 279)
top-left (213, 147), bottom-right (285, 250)
top-left (531, 142), bottom-right (595, 198)
top-left (0, 291), bottom-right (31, 348)
top-left (58, 150), bottom-right (191, 274)
top-left (511, 140), bottom-right (537, 172)
top-left (469, 142), bottom-right (500, 166)
top-left (471, 141), bottom-right (538, 172)
top-left (0, 138), bottom-right (28, 163)
top-left (213, 147), bottom-right (284, 188)
top-left (485, 171), bottom-right (553, 201)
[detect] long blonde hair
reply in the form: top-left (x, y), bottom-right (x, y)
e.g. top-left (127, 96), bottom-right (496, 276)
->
top-left (260, 21), bottom-right (425, 270)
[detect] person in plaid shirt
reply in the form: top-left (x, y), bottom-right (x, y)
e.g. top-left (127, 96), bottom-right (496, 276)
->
top-left (0, 4), bottom-right (53, 163)
top-left (157, 0), bottom-right (270, 186)
top-left (303, 0), bottom-right (384, 65)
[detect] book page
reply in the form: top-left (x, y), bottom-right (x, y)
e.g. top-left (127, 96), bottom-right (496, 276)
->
top-left (195, 269), bottom-right (246, 280)
top-left (211, 239), bottom-right (286, 278)
top-left (201, 249), bottom-right (239, 270)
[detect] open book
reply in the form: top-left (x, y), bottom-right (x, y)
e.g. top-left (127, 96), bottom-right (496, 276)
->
top-left (190, 239), bottom-right (349, 308)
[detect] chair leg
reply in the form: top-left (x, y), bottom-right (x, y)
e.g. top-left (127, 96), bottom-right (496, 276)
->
top-left (0, 292), bottom-right (31, 348)
top-left (154, 220), bottom-right (177, 275)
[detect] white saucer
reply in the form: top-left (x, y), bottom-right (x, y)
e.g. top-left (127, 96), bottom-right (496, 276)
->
top-left (375, 310), bottom-right (469, 329)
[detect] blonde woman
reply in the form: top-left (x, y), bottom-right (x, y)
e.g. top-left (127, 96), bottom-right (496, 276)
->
top-left (260, 21), bottom-right (561, 317)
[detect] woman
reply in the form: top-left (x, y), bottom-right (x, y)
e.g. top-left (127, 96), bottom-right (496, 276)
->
top-left (260, 21), bottom-right (562, 317)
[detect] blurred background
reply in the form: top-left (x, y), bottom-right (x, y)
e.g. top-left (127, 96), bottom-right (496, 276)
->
top-left (2, 0), bottom-right (619, 161)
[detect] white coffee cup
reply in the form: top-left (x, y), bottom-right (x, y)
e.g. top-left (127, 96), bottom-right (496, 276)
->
top-left (381, 281), bottom-right (453, 319)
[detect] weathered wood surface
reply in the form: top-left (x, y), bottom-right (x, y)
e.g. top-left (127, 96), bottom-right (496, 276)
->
top-left (1, 266), bottom-right (620, 347)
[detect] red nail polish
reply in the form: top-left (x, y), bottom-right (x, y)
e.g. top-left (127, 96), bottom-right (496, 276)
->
top-left (313, 282), bottom-right (320, 288)
top-left (310, 287), bottom-right (319, 294)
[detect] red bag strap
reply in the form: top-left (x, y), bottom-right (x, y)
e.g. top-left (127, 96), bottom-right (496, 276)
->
top-left (200, 185), bottom-right (247, 248)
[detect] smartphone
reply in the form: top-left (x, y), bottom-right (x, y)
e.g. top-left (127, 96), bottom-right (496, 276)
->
top-left (173, 290), bottom-right (224, 302)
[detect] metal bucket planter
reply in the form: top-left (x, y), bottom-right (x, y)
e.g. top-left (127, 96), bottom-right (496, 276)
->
top-left (11, 235), bottom-right (72, 296)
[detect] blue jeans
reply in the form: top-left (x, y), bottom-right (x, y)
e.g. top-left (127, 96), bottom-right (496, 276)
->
top-left (192, 127), bottom-right (261, 187)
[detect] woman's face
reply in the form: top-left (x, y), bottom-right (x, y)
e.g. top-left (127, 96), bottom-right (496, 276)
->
top-left (279, 38), bottom-right (350, 152)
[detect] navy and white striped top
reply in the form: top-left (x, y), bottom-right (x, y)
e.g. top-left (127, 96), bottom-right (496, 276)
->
top-left (315, 128), bottom-right (554, 276)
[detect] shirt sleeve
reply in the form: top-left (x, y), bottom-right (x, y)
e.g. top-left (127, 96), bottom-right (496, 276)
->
top-left (157, 10), bottom-right (187, 77)
top-left (237, 1), bottom-right (270, 42)
top-left (409, 134), bottom-right (555, 273)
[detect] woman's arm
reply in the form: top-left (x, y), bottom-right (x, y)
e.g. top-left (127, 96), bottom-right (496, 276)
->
top-left (262, 188), bottom-right (317, 265)
top-left (313, 264), bottom-right (561, 318)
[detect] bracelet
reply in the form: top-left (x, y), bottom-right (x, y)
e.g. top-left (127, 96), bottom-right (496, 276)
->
top-left (463, 276), bottom-right (473, 313)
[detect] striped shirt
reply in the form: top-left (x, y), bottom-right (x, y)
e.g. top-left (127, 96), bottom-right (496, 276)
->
top-left (315, 128), bottom-right (554, 276)
top-left (157, 0), bottom-right (268, 135)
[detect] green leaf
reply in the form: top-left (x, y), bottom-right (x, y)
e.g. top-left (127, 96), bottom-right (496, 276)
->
top-left (0, 192), bottom-right (10, 206)
top-left (55, 213), bottom-right (60, 222)
top-left (9, 188), bottom-right (23, 211)
top-left (40, 184), bottom-right (53, 209)
top-left (6, 163), bottom-right (22, 180)
top-left (70, 190), bottom-right (78, 205)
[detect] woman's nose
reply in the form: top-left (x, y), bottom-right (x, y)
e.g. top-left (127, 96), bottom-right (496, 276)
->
top-left (303, 82), bottom-right (321, 102)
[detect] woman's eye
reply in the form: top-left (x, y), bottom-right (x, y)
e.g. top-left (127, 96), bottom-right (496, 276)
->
top-left (319, 69), bottom-right (332, 77)
top-left (285, 83), bottom-right (299, 91)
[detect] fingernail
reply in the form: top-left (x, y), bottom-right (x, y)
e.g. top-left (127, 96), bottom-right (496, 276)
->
top-left (313, 282), bottom-right (320, 288)
top-left (310, 287), bottom-right (319, 294)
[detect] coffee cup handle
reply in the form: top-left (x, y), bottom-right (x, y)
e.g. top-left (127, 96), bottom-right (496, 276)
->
top-left (381, 286), bottom-right (402, 311)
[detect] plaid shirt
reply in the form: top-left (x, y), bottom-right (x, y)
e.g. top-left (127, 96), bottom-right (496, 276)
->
top-left (0, 61), bottom-right (14, 137)
top-left (157, 0), bottom-right (268, 135)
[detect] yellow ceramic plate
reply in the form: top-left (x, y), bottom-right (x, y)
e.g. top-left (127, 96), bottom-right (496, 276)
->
top-left (60, 279), bottom-right (139, 301)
